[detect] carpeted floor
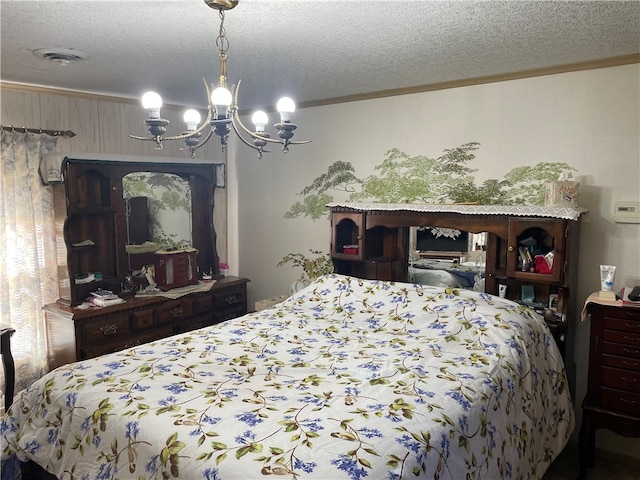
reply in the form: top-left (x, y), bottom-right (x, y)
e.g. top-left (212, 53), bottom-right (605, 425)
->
top-left (543, 441), bottom-right (640, 480)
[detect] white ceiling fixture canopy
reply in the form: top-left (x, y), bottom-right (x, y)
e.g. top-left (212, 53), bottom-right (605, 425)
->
top-left (129, 0), bottom-right (310, 158)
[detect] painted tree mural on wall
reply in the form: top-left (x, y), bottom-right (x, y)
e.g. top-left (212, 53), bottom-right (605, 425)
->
top-left (284, 142), bottom-right (576, 220)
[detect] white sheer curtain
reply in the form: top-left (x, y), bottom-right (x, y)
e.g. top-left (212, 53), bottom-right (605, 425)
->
top-left (0, 130), bottom-right (60, 409)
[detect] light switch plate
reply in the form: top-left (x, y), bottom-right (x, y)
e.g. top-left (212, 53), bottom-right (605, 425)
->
top-left (614, 202), bottom-right (640, 223)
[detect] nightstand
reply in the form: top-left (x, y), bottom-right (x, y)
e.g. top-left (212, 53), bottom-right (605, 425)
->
top-left (579, 300), bottom-right (640, 479)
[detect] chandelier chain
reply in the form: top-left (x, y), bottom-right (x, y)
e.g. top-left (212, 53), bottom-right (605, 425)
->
top-left (215, 10), bottom-right (229, 88)
top-left (216, 10), bottom-right (229, 55)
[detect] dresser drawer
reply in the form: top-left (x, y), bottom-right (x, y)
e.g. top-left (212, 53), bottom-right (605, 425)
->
top-left (155, 299), bottom-right (194, 325)
top-left (80, 313), bottom-right (131, 344)
top-left (603, 342), bottom-right (640, 358)
top-left (602, 329), bottom-right (640, 347)
top-left (131, 308), bottom-right (155, 331)
top-left (601, 387), bottom-right (640, 416)
top-left (602, 366), bottom-right (640, 392)
top-left (81, 326), bottom-right (174, 360)
top-left (193, 294), bottom-right (214, 314)
top-left (214, 307), bottom-right (246, 324)
top-left (603, 353), bottom-right (640, 371)
top-left (213, 287), bottom-right (246, 309)
top-left (603, 316), bottom-right (640, 333)
top-left (178, 314), bottom-right (215, 334)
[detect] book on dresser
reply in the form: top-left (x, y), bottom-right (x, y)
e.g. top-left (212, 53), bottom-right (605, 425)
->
top-left (87, 289), bottom-right (125, 307)
top-left (87, 296), bottom-right (125, 307)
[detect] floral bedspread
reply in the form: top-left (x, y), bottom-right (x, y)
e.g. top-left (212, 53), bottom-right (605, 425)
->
top-left (1, 275), bottom-right (574, 479)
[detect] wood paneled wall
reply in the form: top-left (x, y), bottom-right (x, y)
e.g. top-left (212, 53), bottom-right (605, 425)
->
top-left (0, 86), bottom-right (228, 266)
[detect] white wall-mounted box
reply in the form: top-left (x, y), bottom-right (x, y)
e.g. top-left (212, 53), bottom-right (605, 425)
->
top-left (614, 202), bottom-right (640, 223)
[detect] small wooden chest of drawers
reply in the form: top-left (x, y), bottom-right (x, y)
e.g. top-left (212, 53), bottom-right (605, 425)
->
top-left (579, 301), bottom-right (640, 479)
top-left (45, 276), bottom-right (249, 369)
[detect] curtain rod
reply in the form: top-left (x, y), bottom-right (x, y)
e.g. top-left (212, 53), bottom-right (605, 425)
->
top-left (1, 125), bottom-right (76, 138)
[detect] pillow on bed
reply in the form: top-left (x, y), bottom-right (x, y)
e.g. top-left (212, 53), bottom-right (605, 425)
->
top-left (408, 267), bottom-right (470, 288)
top-left (411, 258), bottom-right (456, 270)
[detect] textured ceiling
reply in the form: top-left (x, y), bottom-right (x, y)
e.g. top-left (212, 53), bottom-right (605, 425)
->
top-left (1, 0), bottom-right (639, 113)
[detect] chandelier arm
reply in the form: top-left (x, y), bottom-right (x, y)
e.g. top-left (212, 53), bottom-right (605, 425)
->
top-left (189, 127), bottom-right (216, 153)
top-left (162, 79), bottom-right (214, 142)
top-left (280, 138), bottom-right (311, 146)
top-left (232, 83), bottom-right (310, 146)
top-left (232, 81), bottom-right (279, 146)
top-left (230, 120), bottom-right (272, 153)
top-left (160, 129), bottom-right (206, 142)
top-left (231, 107), bottom-right (288, 147)
top-left (129, 134), bottom-right (160, 141)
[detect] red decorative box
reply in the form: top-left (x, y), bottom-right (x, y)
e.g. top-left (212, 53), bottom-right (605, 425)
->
top-left (154, 249), bottom-right (199, 291)
top-left (343, 245), bottom-right (359, 255)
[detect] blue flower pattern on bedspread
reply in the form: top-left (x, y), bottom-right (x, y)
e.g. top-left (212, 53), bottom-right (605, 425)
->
top-left (1, 274), bottom-right (573, 479)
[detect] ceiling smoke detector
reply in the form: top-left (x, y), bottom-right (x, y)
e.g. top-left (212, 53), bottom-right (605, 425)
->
top-left (33, 48), bottom-right (89, 66)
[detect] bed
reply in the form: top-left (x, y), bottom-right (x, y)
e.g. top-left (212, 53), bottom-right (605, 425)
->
top-left (1, 274), bottom-right (573, 479)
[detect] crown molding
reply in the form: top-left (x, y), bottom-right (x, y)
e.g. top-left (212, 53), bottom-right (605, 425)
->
top-left (298, 54), bottom-right (640, 108)
top-left (2, 54), bottom-right (638, 111)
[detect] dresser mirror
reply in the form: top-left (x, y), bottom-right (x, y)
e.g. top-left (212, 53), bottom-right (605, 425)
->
top-left (123, 172), bottom-right (192, 249)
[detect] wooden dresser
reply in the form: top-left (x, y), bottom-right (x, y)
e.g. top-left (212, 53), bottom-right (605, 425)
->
top-left (44, 276), bottom-right (249, 370)
top-left (579, 300), bottom-right (640, 479)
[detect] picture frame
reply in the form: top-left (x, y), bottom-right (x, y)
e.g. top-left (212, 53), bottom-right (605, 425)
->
top-left (214, 163), bottom-right (225, 188)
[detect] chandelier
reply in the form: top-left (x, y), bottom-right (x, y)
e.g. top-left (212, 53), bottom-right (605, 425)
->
top-left (130, 0), bottom-right (309, 158)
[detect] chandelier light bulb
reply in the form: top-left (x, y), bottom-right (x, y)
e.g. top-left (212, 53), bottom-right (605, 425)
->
top-left (183, 109), bottom-right (202, 131)
top-left (141, 91), bottom-right (163, 119)
top-left (251, 111), bottom-right (269, 132)
top-left (211, 87), bottom-right (233, 118)
top-left (276, 97), bottom-right (295, 123)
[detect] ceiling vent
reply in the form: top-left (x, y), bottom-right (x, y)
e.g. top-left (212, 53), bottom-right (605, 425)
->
top-left (33, 48), bottom-right (89, 66)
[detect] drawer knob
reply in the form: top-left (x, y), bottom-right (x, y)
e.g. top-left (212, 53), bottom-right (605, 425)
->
top-left (621, 377), bottom-right (638, 383)
top-left (620, 398), bottom-right (637, 404)
top-left (171, 306), bottom-right (184, 318)
top-left (224, 294), bottom-right (237, 304)
top-left (100, 324), bottom-right (118, 336)
top-left (622, 360), bottom-right (640, 368)
top-left (624, 323), bottom-right (640, 330)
